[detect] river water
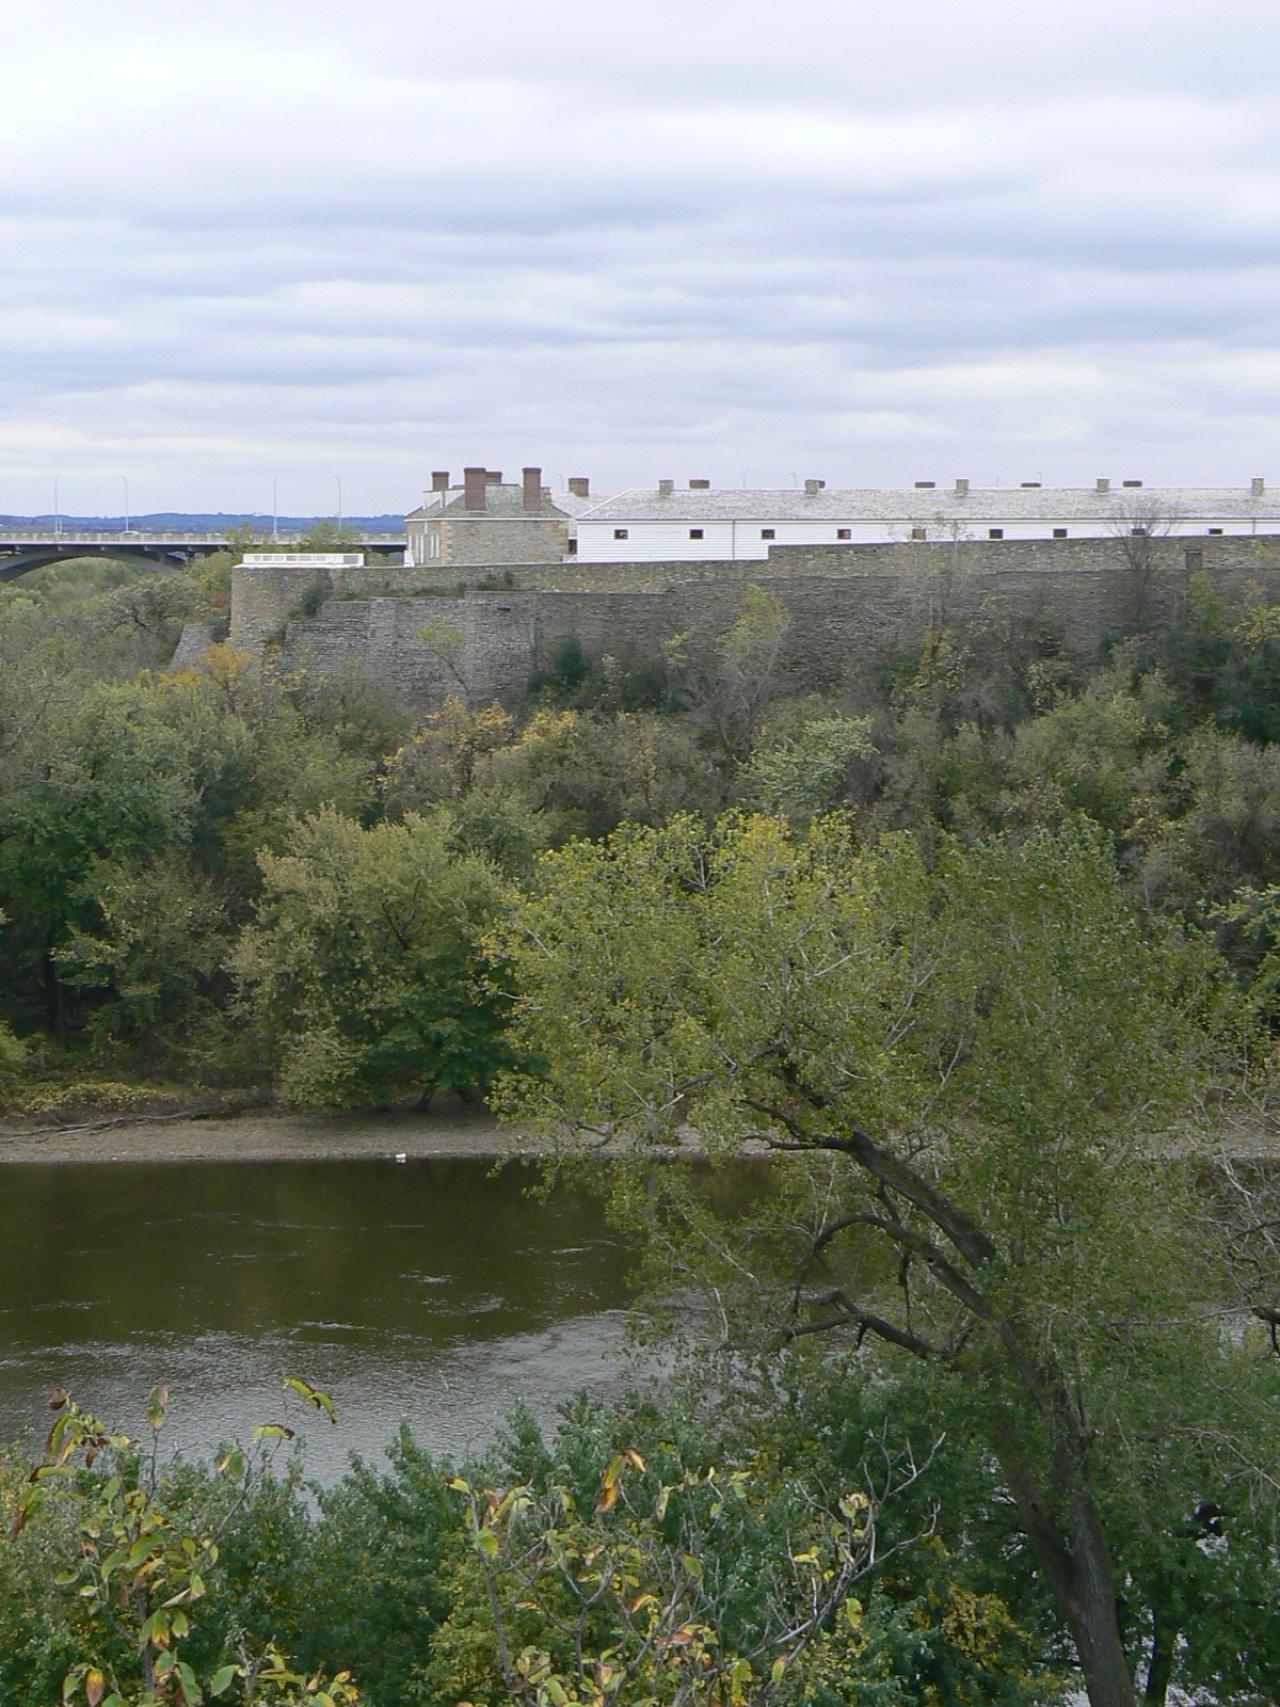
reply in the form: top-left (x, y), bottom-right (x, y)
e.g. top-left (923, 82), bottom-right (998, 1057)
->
top-left (0, 1158), bottom-right (633, 1483)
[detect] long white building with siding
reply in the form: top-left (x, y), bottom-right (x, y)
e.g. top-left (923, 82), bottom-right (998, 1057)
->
top-left (570, 477), bottom-right (1279, 563)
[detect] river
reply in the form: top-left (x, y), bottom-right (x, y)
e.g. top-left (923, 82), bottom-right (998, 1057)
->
top-left (0, 1158), bottom-right (632, 1483)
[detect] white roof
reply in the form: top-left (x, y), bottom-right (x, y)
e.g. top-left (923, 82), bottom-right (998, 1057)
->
top-left (577, 485), bottom-right (1279, 524)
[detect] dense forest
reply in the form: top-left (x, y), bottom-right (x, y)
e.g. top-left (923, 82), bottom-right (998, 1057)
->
top-left (1, 552), bottom-right (1279, 1706)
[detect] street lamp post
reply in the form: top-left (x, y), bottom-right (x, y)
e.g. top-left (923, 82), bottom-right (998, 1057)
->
top-left (53, 474), bottom-right (62, 539)
top-left (117, 475), bottom-right (130, 535)
top-left (272, 475), bottom-right (280, 543)
top-left (333, 475), bottom-right (343, 528)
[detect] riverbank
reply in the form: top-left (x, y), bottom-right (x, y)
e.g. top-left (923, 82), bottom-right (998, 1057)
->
top-left (0, 1097), bottom-right (539, 1165)
top-left (0, 1096), bottom-right (1273, 1167)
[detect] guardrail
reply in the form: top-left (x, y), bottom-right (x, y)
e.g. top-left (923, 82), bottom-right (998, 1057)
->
top-left (0, 531), bottom-right (407, 546)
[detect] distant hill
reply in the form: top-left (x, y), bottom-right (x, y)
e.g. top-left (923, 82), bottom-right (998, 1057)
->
top-left (0, 513), bottom-right (405, 532)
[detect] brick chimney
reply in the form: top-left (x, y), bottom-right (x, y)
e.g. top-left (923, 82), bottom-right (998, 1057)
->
top-left (431, 470), bottom-right (450, 492)
top-left (485, 470), bottom-right (502, 485)
top-left (463, 466), bottom-right (487, 511)
top-left (689, 478), bottom-right (710, 490)
top-left (567, 476), bottom-right (590, 498)
top-left (522, 466), bottom-right (542, 513)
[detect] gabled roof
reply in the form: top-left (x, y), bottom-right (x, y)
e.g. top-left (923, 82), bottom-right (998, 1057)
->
top-left (576, 485), bottom-right (1280, 524)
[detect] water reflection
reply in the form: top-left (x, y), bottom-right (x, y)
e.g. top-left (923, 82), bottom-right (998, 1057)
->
top-left (0, 1159), bottom-right (632, 1483)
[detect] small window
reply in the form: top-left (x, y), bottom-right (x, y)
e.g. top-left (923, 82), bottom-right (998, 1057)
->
top-left (567, 539), bottom-right (578, 555)
top-left (1131, 526), bottom-right (1148, 537)
top-left (836, 528), bottom-right (851, 540)
top-left (911, 527), bottom-right (927, 541)
top-left (614, 528), bottom-right (628, 540)
top-left (988, 528), bottom-right (1004, 540)
top-left (1208, 527), bottom-right (1224, 535)
top-left (689, 528), bottom-right (703, 540)
top-left (1053, 528), bottom-right (1068, 539)
top-left (761, 528), bottom-right (775, 540)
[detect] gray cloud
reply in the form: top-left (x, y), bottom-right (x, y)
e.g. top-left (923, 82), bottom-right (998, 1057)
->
top-left (1, 0), bottom-right (1278, 512)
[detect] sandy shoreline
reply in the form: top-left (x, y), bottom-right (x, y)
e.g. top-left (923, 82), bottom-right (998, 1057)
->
top-left (0, 1101), bottom-right (545, 1165)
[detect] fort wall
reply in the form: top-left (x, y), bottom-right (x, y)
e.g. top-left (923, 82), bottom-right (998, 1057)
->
top-left (227, 534), bottom-right (1280, 711)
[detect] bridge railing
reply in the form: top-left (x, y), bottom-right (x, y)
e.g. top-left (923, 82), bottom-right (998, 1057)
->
top-left (0, 530), bottom-right (407, 546)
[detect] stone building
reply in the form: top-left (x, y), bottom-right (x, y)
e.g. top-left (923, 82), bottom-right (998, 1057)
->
top-left (405, 466), bottom-right (578, 567)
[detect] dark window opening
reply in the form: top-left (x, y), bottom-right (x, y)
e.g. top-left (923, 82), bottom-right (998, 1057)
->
top-left (1208, 527), bottom-right (1224, 535)
top-left (910, 527), bottom-right (927, 541)
top-left (689, 528), bottom-right (704, 540)
top-left (567, 539), bottom-right (578, 554)
top-left (988, 528), bottom-right (1004, 540)
top-left (761, 528), bottom-right (775, 540)
top-left (614, 528), bottom-right (629, 540)
top-left (1131, 526), bottom-right (1148, 537)
top-left (1053, 528), bottom-right (1068, 539)
top-left (836, 528), bottom-right (851, 540)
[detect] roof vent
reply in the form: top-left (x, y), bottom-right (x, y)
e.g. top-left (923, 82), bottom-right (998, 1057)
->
top-left (955, 477), bottom-right (969, 496)
top-left (689, 478), bottom-right (711, 490)
top-left (804, 478), bottom-right (824, 495)
top-left (1020, 481), bottom-right (1041, 488)
top-left (914, 480), bottom-right (935, 489)
top-left (1096, 477), bottom-right (1110, 493)
top-left (658, 479), bottom-right (674, 497)
top-left (1122, 479), bottom-right (1143, 488)
top-left (1251, 476), bottom-right (1265, 497)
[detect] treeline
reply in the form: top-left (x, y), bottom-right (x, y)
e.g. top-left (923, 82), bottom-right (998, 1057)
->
top-left (1, 560), bottom-right (1278, 1106)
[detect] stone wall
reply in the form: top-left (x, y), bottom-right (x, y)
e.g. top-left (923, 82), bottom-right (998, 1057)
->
top-left (233, 533), bottom-right (1280, 712)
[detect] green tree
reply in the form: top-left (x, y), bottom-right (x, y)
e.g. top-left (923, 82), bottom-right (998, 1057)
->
top-left (231, 808), bottom-right (510, 1107)
top-left (492, 813), bottom-right (1255, 1707)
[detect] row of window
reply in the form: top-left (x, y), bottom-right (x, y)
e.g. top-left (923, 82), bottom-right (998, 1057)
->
top-left (604, 525), bottom-right (1236, 545)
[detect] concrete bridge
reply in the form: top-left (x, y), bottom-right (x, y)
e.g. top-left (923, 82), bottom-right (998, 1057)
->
top-left (0, 529), bottom-right (407, 582)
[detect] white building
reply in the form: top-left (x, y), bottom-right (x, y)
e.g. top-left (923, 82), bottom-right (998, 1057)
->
top-left (572, 477), bottom-right (1280, 564)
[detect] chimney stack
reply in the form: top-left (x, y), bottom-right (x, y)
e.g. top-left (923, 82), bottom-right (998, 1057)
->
top-left (431, 470), bottom-right (450, 493)
top-left (1096, 477), bottom-right (1110, 493)
top-left (485, 470), bottom-right (502, 485)
top-left (522, 466), bottom-right (542, 513)
top-left (463, 466), bottom-right (487, 511)
top-left (658, 479), bottom-right (674, 497)
top-left (804, 477), bottom-right (823, 495)
top-left (1251, 476), bottom-right (1265, 497)
top-left (689, 478), bottom-right (711, 490)
top-left (567, 476), bottom-right (590, 498)
top-left (955, 477), bottom-right (969, 496)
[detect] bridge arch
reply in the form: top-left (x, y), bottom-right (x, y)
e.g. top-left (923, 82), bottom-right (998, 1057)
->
top-left (0, 542), bottom-right (211, 584)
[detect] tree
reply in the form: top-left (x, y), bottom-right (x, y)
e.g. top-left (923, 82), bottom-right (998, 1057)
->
top-left (492, 813), bottom-right (1254, 1707)
top-left (1106, 498), bottom-right (1178, 628)
top-left (679, 585), bottom-right (790, 764)
top-left (231, 808), bottom-right (510, 1108)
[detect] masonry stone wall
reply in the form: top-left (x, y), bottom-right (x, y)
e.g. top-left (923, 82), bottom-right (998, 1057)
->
top-left (439, 515), bottom-right (570, 565)
top-left (232, 534), bottom-right (1280, 713)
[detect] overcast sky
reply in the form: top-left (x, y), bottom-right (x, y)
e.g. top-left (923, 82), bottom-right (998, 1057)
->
top-left (2, 0), bottom-right (1278, 515)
